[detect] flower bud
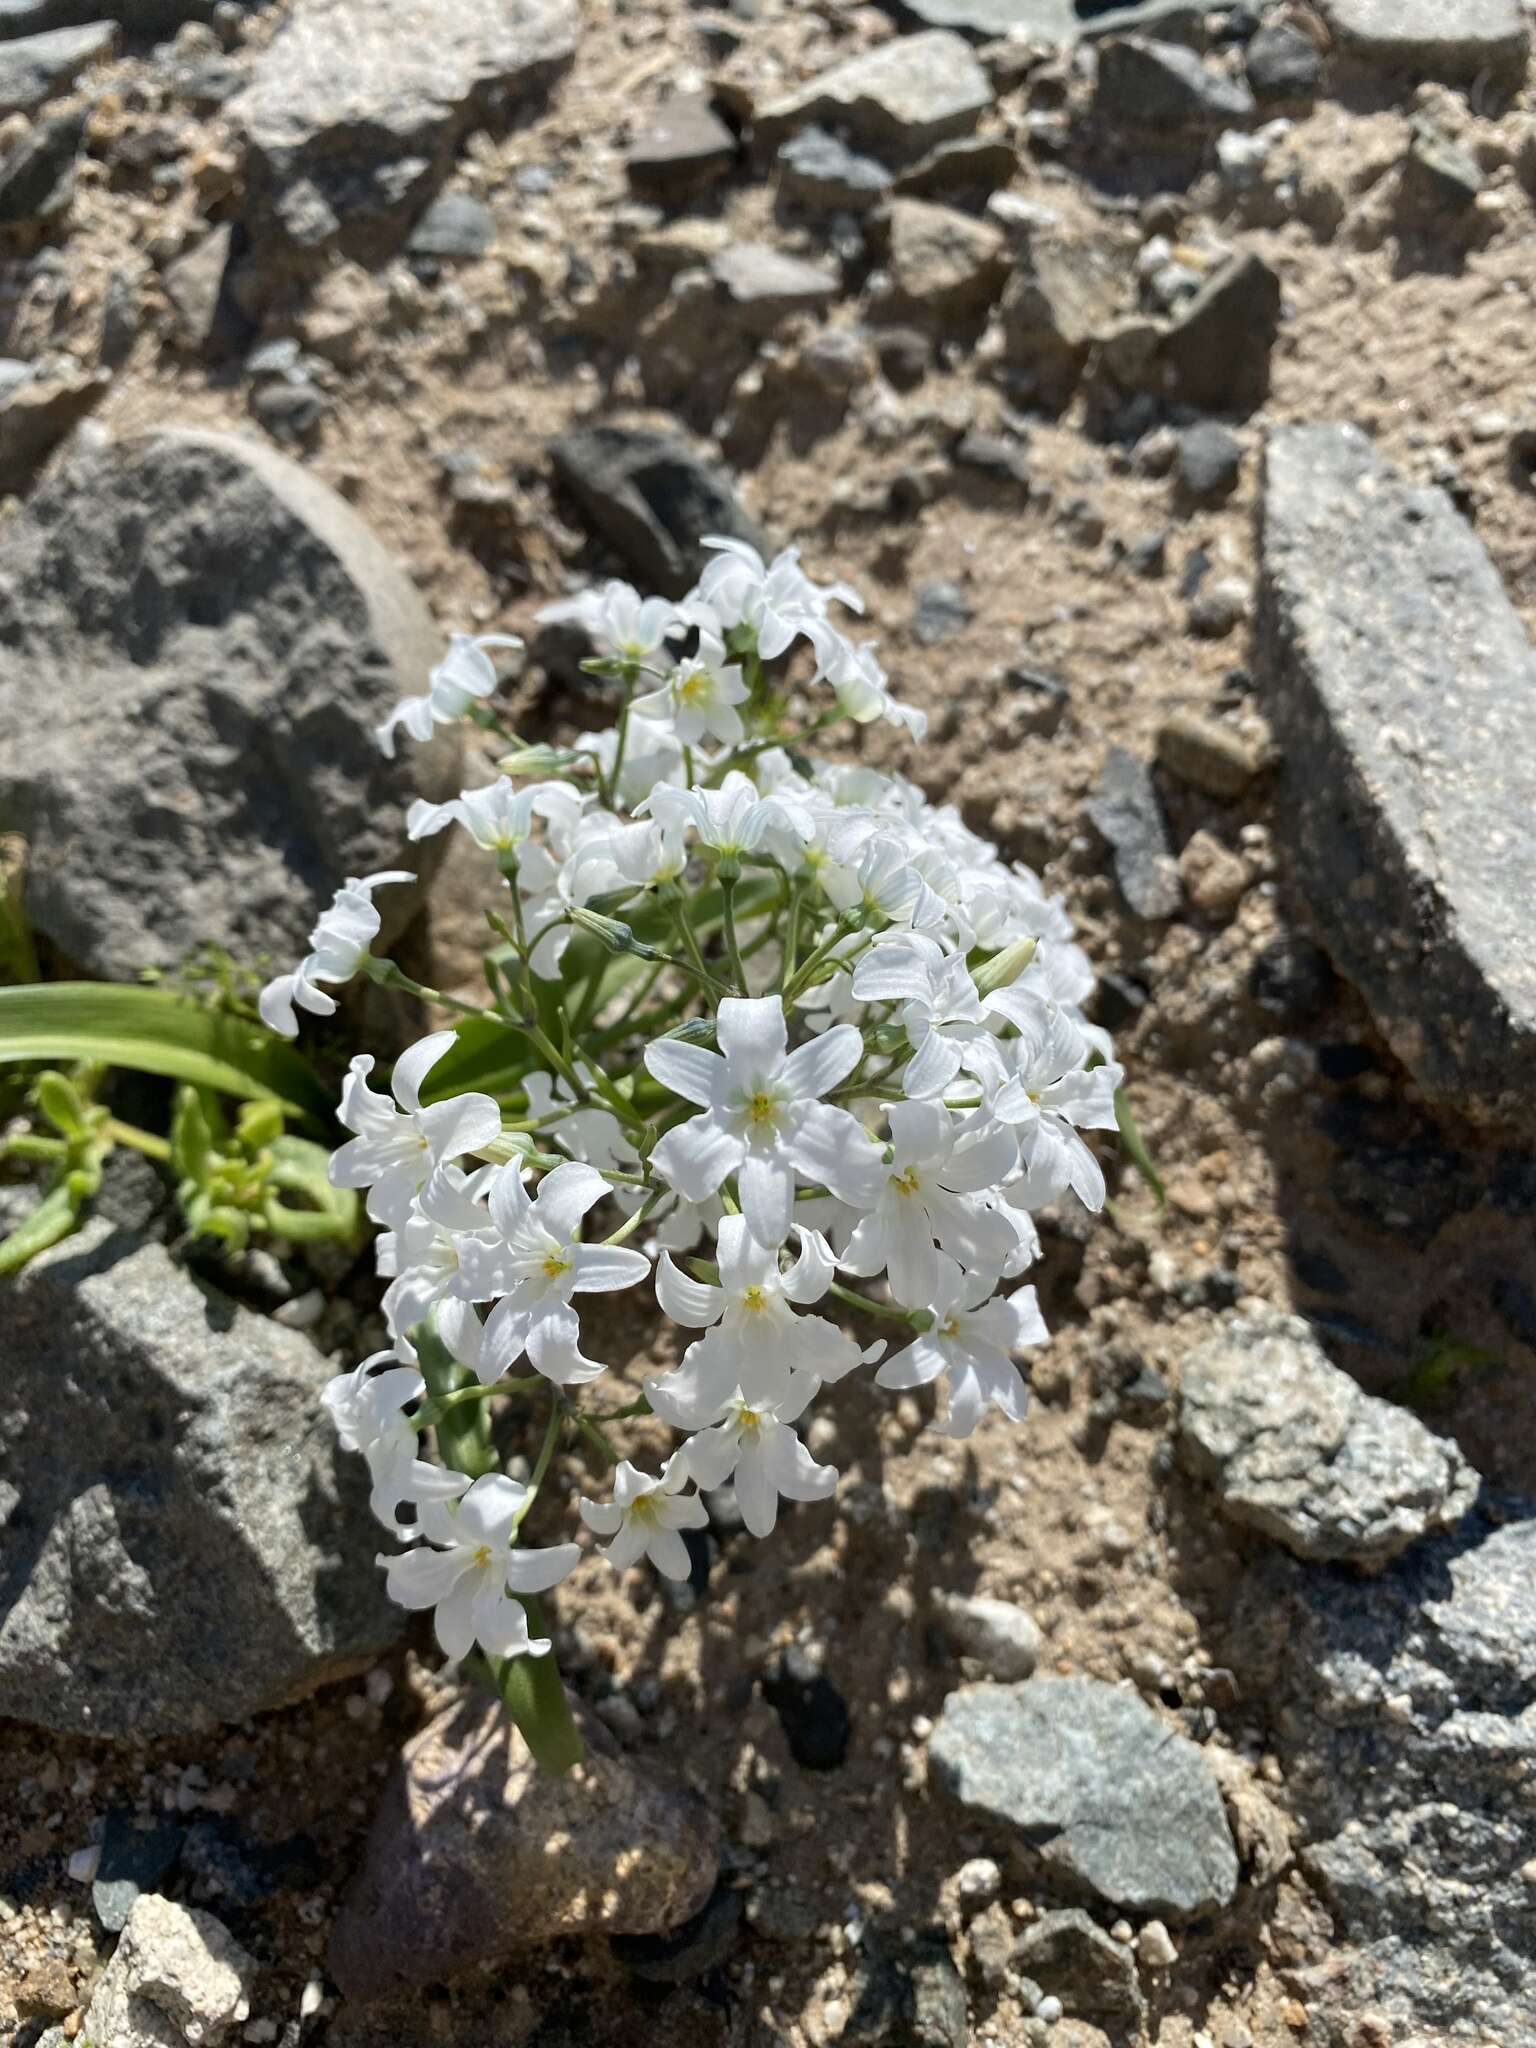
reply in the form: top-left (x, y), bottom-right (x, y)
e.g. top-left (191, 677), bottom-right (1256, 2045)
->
top-left (569, 906), bottom-right (662, 960)
top-left (973, 936), bottom-right (1038, 997)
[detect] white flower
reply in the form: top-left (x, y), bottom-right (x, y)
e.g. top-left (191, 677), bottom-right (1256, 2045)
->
top-left (379, 1162), bottom-right (499, 1342)
top-left (688, 537), bottom-right (862, 660)
top-left (851, 934), bottom-right (1005, 1099)
top-left (406, 776), bottom-right (584, 858)
top-left (378, 1473), bottom-right (579, 1661)
top-left (577, 711), bottom-right (686, 810)
top-left (631, 628), bottom-right (750, 747)
top-left (661, 1380), bottom-right (836, 1538)
top-left (644, 995), bottom-right (873, 1247)
top-left (375, 633), bottom-right (521, 758)
top-left (841, 1100), bottom-right (1020, 1308)
top-left (992, 1010), bottom-right (1123, 1212)
top-left (462, 1161), bottom-right (651, 1385)
top-left (579, 1457), bottom-right (708, 1579)
top-left (330, 1030), bottom-right (502, 1230)
top-left (804, 625), bottom-right (927, 740)
top-left (639, 768), bottom-right (809, 866)
top-left (819, 831), bottom-right (953, 934)
top-left (539, 580), bottom-right (677, 663)
top-left (321, 1354), bottom-right (470, 1535)
top-left (259, 870), bottom-right (414, 1037)
top-left (649, 1215), bottom-right (859, 1410)
top-left (876, 1255), bottom-right (1047, 1439)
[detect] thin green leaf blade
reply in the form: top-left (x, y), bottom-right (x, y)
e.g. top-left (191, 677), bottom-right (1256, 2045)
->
top-left (1115, 1086), bottom-right (1165, 1208)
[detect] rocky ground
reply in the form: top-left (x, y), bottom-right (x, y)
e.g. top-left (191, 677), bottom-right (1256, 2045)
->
top-left (3, 1), bottom-right (1536, 2046)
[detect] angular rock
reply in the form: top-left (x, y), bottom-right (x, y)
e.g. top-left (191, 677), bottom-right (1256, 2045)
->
top-left (1014, 1908), bottom-right (1145, 2022)
top-left (996, 214), bottom-right (1138, 405)
top-left (1095, 35), bottom-right (1256, 132)
top-left (550, 421), bottom-right (765, 598)
top-left (1173, 420), bottom-right (1243, 503)
top-left (776, 125), bottom-right (891, 213)
top-left (884, 0), bottom-right (1204, 37)
top-left (0, 365), bottom-right (106, 490)
top-left (1320, 0), bottom-right (1528, 85)
top-left (1404, 122), bottom-right (1484, 211)
top-left (710, 242), bottom-right (838, 335)
top-left (1260, 424), bottom-right (1536, 1131)
top-left (1156, 708), bottom-right (1260, 797)
top-left (894, 134), bottom-right (1016, 202)
top-left (627, 92), bottom-right (736, 204)
top-left (0, 426), bottom-right (455, 979)
top-left (229, 0), bottom-right (578, 250)
top-left (877, 196), bottom-right (1007, 322)
top-left (0, 102), bottom-right (84, 223)
top-left (931, 1679), bottom-right (1239, 1919)
top-left (755, 30), bottom-right (992, 164)
top-left (0, 0), bottom-right (242, 25)
top-left (329, 1690), bottom-right (719, 1995)
top-left (81, 1895), bottom-right (254, 2048)
top-left (0, 1221), bottom-right (400, 1738)
top-left (1231, 1514), bottom-right (1536, 2044)
top-left (1245, 21), bottom-right (1324, 100)
top-left (1179, 1305), bottom-right (1479, 1566)
top-left (1086, 746), bottom-right (1181, 919)
top-left (1159, 248), bottom-right (1281, 412)
top-left (93, 1811), bottom-right (186, 1933)
top-left (0, 18), bottom-right (113, 118)
top-left (931, 1589), bottom-right (1040, 1681)
top-left (161, 221), bottom-right (235, 353)
top-left (406, 190), bottom-right (495, 259)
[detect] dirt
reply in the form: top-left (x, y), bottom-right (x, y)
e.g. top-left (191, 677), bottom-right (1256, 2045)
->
top-left (3, 3), bottom-right (1536, 2046)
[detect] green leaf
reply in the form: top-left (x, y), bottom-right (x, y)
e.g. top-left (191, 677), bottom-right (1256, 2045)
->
top-left (0, 984), bottom-right (330, 1124)
top-left (493, 1609), bottom-right (585, 1776)
top-left (1115, 1087), bottom-right (1165, 1208)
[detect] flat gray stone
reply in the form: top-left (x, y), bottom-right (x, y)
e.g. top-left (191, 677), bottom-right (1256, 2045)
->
top-left (1180, 1306), bottom-right (1479, 1566)
top-left (627, 92), bottom-right (736, 204)
top-left (0, 18), bottom-right (113, 117)
top-left (161, 221), bottom-right (234, 352)
top-left (0, 1222), bottom-right (401, 1738)
top-left (230, 0), bottom-right (578, 246)
top-left (1320, 0), bottom-right (1528, 84)
top-left (1086, 746), bottom-right (1181, 919)
top-left (1260, 424), bottom-right (1536, 1132)
top-left (710, 242), bottom-right (838, 334)
top-left (776, 125), bottom-right (891, 213)
top-left (1014, 1909), bottom-right (1145, 2022)
top-left (883, 0), bottom-right (1204, 39)
top-left (550, 422), bottom-right (765, 599)
top-left (930, 1678), bottom-right (1239, 1920)
top-left (0, 426), bottom-right (457, 980)
top-left (931, 1589), bottom-right (1040, 1680)
top-left (0, 101), bottom-right (84, 222)
top-left (755, 29), bottom-right (992, 163)
top-left (1232, 1515), bottom-right (1536, 2045)
top-left (0, 366), bottom-right (106, 490)
top-left (1095, 35), bottom-right (1256, 131)
top-left (406, 190), bottom-right (495, 258)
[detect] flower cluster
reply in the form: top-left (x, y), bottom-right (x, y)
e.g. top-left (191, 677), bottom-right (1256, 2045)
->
top-left (263, 540), bottom-right (1122, 1726)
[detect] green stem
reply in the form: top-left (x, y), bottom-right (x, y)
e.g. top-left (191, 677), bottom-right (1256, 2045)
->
top-left (720, 875), bottom-right (748, 993)
top-left (490, 1612), bottom-right (584, 1775)
top-left (828, 1279), bottom-right (927, 1327)
top-left (104, 1118), bottom-right (172, 1162)
top-left (414, 1323), bottom-right (498, 1479)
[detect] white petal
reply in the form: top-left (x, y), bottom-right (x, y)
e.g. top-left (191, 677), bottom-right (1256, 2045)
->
top-left (380, 1544), bottom-right (464, 1610)
top-left (647, 1526), bottom-right (694, 1580)
top-left (391, 1030), bottom-right (458, 1115)
top-left (656, 1251), bottom-right (725, 1328)
top-left (738, 1147), bottom-right (795, 1250)
top-left (715, 994), bottom-right (787, 1076)
top-left (780, 1023), bottom-right (862, 1102)
top-left (733, 1447), bottom-right (778, 1538)
top-left (571, 1243), bottom-right (652, 1295)
top-left (579, 1498), bottom-right (625, 1537)
top-left (781, 1227), bottom-right (836, 1305)
top-left (434, 1574), bottom-right (479, 1662)
top-left (874, 1335), bottom-right (948, 1391)
top-left (644, 1038), bottom-right (726, 1109)
top-left (651, 1112), bottom-right (744, 1203)
top-left (534, 1160), bottom-right (611, 1241)
top-left (504, 1541), bottom-right (581, 1593)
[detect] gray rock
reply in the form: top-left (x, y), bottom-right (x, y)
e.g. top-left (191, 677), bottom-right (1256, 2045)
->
top-left (1260, 423), bottom-right (1536, 1131)
top-left (1095, 36), bottom-right (1256, 132)
top-left (0, 366), bottom-right (106, 490)
top-left (755, 29), bottom-right (992, 164)
top-left (1159, 248), bottom-right (1281, 412)
top-left (0, 0), bottom-right (245, 25)
top-left (0, 1221), bottom-right (401, 1737)
top-left (0, 19), bottom-right (113, 117)
top-left (883, 0), bottom-right (1205, 38)
top-left (996, 214), bottom-right (1138, 406)
top-left (878, 195), bottom-right (1007, 322)
top-left (1320, 0), bottom-right (1528, 85)
top-left (1404, 121), bottom-right (1484, 210)
top-left (1180, 1306), bottom-right (1479, 1566)
top-left (92, 1810), bottom-right (185, 1932)
top-left (912, 579), bottom-right (973, 646)
top-left (161, 221), bottom-right (235, 352)
top-left (893, 133), bottom-right (1016, 202)
top-left (710, 242), bottom-right (838, 334)
top-left (250, 377), bottom-right (328, 441)
top-left (1156, 708), bottom-right (1260, 798)
top-left (81, 1895), bottom-right (255, 2048)
top-left (627, 92), bottom-right (736, 204)
top-left (550, 421), bottom-right (765, 599)
top-left (229, 0), bottom-right (578, 250)
top-left (1245, 21), bottom-right (1323, 100)
top-left (1086, 746), bottom-right (1181, 919)
top-left (776, 126), bottom-right (891, 213)
top-left (406, 190), bottom-right (495, 258)
top-left (1232, 1514), bottom-right (1536, 2045)
top-left (0, 426), bottom-right (455, 980)
top-left (931, 1678), bottom-right (1239, 1919)
top-left (0, 102), bottom-right (84, 222)
top-left (329, 1689), bottom-right (719, 1994)
top-left (931, 1589), bottom-right (1040, 1680)
top-left (1014, 1908), bottom-right (1145, 2022)
top-left (1174, 420), bottom-right (1242, 503)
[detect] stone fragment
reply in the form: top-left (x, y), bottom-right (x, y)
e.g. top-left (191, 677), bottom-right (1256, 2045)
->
top-left (710, 242), bottom-right (838, 334)
top-left (627, 92), bottom-right (735, 203)
top-left (0, 101), bottom-right (83, 222)
top-left (1178, 829), bottom-right (1248, 919)
top-left (93, 1811), bottom-right (186, 1933)
top-left (612, 1886), bottom-right (743, 1983)
top-left (1174, 420), bottom-right (1242, 503)
top-left (1320, 0), bottom-right (1528, 85)
top-left (893, 133), bottom-right (1016, 202)
top-left (996, 215), bottom-right (1137, 405)
top-left (0, 365), bottom-right (105, 489)
top-left (878, 196), bottom-right (1006, 321)
top-left (755, 30), bottom-right (992, 164)
top-left (0, 1221), bottom-right (401, 1737)
top-left (1403, 122), bottom-right (1484, 210)
top-left (0, 18), bottom-right (113, 118)
top-left (884, 0), bottom-right (1205, 36)
top-left (912, 579), bottom-right (973, 646)
top-left (931, 1589), bottom-right (1041, 1680)
top-left (930, 1678), bottom-right (1239, 1919)
top-left (1245, 20), bottom-right (1324, 100)
top-left (1086, 746), bottom-right (1181, 919)
top-left (329, 1690), bottom-right (718, 1995)
top-left (0, 426), bottom-right (455, 979)
top-left (1159, 249), bottom-right (1281, 412)
top-left (1261, 423), bottom-right (1536, 1130)
top-left (1014, 1908), bottom-right (1145, 2022)
top-left (1179, 1305), bottom-right (1478, 1567)
top-left (551, 422), bottom-right (763, 598)
top-left (229, 0), bottom-right (578, 249)
top-left (1156, 709), bottom-right (1261, 797)
top-left (161, 221), bottom-right (235, 352)
top-left (1095, 36), bottom-right (1256, 132)
top-left (776, 125), bottom-right (890, 212)
top-left (1231, 1514), bottom-right (1536, 2043)
top-left (406, 190), bottom-right (494, 258)
top-left (81, 1896), bottom-right (254, 2048)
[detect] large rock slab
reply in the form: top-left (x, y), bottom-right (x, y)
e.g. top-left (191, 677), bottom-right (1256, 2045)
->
top-left (1180, 1305), bottom-right (1478, 1566)
top-left (1320, 0), bottom-right (1528, 85)
top-left (0, 1220), bottom-right (401, 1737)
top-left (929, 1678), bottom-right (1239, 1920)
top-left (754, 30), bottom-right (992, 163)
top-left (0, 426), bottom-right (457, 981)
top-left (329, 1690), bottom-right (719, 1996)
top-left (1231, 1513), bottom-right (1536, 2045)
top-left (229, 0), bottom-right (578, 248)
top-left (0, 20), bottom-right (114, 119)
top-left (1260, 424), bottom-right (1536, 1133)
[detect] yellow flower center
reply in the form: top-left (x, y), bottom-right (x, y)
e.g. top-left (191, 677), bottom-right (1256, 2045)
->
top-left (746, 1091), bottom-right (777, 1128)
top-left (892, 1166), bottom-right (922, 1197)
top-left (737, 1406), bottom-right (762, 1437)
top-left (541, 1249), bottom-right (573, 1280)
top-left (472, 1543), bottom-right (494, 1569)
top-left (939, 1316), bottom-right (961, 1340)
top-left (677, 670), bottom-right (710, 704)
top-left (629, 1492), bottom-right (659, 1524)
top-left (741, 1284), bottom-right (769, 1314)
